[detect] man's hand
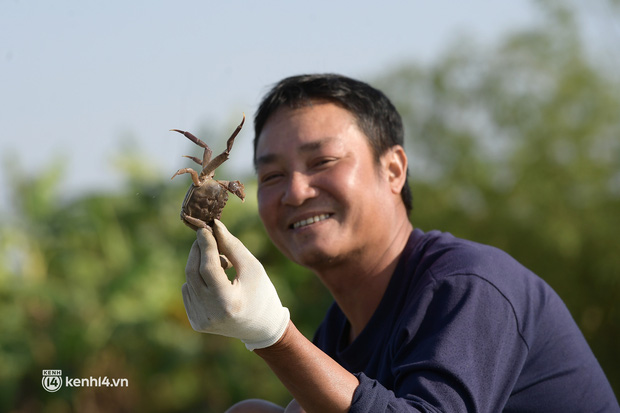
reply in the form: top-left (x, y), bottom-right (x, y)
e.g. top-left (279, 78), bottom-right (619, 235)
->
top-left (182, 219), bottom-right (290, 351)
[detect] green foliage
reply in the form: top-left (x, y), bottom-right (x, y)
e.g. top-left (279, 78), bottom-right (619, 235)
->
top-left (0, 158), bottom-right (327, 411)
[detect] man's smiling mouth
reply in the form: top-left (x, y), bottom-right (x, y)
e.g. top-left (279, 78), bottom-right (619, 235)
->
top-left (291, 214), bottom-right (331, 229)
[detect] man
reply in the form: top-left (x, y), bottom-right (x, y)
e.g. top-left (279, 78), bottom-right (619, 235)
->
top-left (182, 74), bottom-right (618, 412)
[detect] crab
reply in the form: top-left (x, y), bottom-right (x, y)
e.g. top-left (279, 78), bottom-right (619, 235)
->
top-left (170, 114), bottom-right (246, 231)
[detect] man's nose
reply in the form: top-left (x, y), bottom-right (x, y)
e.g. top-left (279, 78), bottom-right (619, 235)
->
top-left (281, 172), bottom-right (318, 206)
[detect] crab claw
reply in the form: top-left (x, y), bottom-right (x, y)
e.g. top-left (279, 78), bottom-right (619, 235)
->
top-left (217, 180), bottom-right (245, 201)
top-left (229, 181), bottom-right (246, 201)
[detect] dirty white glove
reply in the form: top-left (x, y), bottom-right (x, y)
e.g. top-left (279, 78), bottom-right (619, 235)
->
top-left (182, 219), bottom-right (290, 351)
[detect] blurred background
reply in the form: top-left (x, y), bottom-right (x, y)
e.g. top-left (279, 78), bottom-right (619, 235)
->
top-left (1, 0), bottom-right (619, 411)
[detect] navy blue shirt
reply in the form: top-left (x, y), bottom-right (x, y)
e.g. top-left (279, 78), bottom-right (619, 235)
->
top-left (313, 229), bottom-right (618, 412)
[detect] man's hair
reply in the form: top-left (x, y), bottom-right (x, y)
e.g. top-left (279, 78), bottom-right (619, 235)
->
top-left (253, 73), bottom-right (412, 213)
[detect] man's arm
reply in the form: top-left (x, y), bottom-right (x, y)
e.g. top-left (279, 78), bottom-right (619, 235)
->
top-left (256, 320), bottom-right (358, 413)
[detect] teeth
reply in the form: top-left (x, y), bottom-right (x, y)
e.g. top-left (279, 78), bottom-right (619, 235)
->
top-left (292, 214), bottom-right (330, 229)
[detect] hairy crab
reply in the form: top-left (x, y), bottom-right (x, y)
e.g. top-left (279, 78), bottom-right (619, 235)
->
top-left (170, 115), bottom-right (246, 231)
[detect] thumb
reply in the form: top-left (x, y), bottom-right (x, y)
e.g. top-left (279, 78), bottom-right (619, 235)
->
top-left (211, 219), bottom-right (257, 272)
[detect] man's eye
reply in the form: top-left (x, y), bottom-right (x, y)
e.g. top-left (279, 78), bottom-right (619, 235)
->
top-left (313, 158), bottom-right (336, 168)
top-left (260, 172), bottom-right (283, 184)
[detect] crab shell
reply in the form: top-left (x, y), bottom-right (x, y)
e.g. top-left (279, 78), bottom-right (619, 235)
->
top-left (180, 179), bottom-right (244, 230)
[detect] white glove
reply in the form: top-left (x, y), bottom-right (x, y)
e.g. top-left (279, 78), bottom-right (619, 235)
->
top-left (182, 219), bottom-right (290, 351)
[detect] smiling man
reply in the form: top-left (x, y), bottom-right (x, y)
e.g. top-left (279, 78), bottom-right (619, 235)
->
top-left (181, 74), bottom-right (618, 413)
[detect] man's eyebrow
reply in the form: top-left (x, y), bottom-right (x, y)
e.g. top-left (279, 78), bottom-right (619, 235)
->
top-left (255, 153), bottom-right (278, 168)
top-left (255, 137), bottom-right (335, 168)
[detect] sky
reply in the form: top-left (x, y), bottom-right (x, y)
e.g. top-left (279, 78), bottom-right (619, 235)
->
top-left (0, 0), bottom-right (539, 211)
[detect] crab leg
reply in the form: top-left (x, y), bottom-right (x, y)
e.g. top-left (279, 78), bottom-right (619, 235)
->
top-left (170, 129), bottom-right (208, 148)
top-left (201, 114), bottom-right (245, 178)
top-left (181, 211), bottom-right (209, 229)
top-left (171, 168), bottom-right (201, 186)
top-left (171, 129), bottom-right (213, 167)
top-left (182, 155), bottom-right (203, 165)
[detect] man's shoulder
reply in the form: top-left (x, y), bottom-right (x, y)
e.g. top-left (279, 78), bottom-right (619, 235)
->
top-left (407, 229), bottom-right (526, 280)
top-left (402, 229), bottom-right (554, 314)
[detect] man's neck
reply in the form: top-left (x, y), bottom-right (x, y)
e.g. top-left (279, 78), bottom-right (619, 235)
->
top-left (315, 217), bottom-right (413, 342)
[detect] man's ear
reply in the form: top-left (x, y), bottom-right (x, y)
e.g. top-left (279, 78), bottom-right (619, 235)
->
top-left (381, 145), bottom-right (408, 195)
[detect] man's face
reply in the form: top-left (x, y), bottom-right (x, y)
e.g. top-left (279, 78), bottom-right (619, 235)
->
top-left (255, 102), bottom-right (394, 270)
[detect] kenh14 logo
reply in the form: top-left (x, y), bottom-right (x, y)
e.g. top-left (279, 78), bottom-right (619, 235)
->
top-left (42, 369), bottom-right (129, 392)
top-left (42, 370), bottom-right (63, 392)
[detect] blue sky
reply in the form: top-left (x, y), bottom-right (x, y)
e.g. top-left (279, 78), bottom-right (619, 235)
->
top-left (0, 1), bottom-right (538, 210)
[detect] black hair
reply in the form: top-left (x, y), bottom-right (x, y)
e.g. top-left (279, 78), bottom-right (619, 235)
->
top-left (253, 73), bottom-right (412, 213)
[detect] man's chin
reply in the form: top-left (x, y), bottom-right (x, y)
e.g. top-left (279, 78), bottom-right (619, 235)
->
top-left (287, 246), bottom-right (339, 270)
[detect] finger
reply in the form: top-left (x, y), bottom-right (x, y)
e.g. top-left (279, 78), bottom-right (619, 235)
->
top-left (195, 227), bottom-right (231, 290)
top-left (192, 226), bottom-right (230, 269)
top-left (181, 282), bottom-right (203, 332)
top-left (185, 240), bottom-right (204, 286)
top-left (211, 219), bottom-right (256, 271)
